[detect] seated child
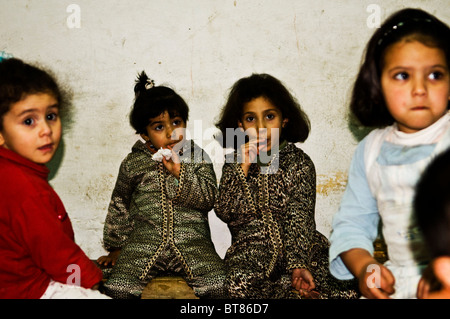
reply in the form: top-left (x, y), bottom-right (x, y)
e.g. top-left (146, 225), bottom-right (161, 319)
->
top-left (0, 58), bottom-right (106, 299)
top-left (97, 71), bottom-right (226, 299)
top-left (329, 8), bottom-right (450, 299)
top-left (415, 148), bottom-right (450, 299)
top-left (214, 73), bottom-right (359, 299)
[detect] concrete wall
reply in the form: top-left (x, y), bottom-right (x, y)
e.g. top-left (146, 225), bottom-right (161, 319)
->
top-left (1, 0), bottom-right (448, 258)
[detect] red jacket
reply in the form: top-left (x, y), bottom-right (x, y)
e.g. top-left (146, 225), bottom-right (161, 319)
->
top-left (0, 147), bottom-right (102, 298)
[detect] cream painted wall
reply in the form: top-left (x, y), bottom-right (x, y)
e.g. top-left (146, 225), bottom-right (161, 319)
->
top-left (1, 0), bottom-right (448, 258)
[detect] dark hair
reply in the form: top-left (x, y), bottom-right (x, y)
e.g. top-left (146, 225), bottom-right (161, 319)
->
top-left (215, 73), bottom-right (310, 149)
top-left (415, 148), bottom-right (450, 258)
top-left (0, 58), bottom-right (65, 131)
top-left (350, 8), bottom-right (450, 128)
top-left (129, 71), bottom-right (189, 134)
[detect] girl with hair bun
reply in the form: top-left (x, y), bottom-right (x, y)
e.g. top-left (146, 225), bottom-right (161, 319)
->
top-left (97, 71), bottom-right (226, 299)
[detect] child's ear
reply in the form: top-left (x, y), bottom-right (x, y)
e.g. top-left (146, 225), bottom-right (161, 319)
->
top-left (282, 118), bottom-right (289, 128)
top-left (0, 132), bottom-right (5, 147)
top-left (433, 256), bottom-right (450, 289)
top-left (140, 133), bottom-right (149, 142)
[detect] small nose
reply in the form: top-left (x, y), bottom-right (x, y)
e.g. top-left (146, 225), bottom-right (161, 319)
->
top-left (412, 77), bottom-right (427, 96)
top-left (39, 120), bottom-right (52, 137)
top-left (256, 117), bottom-right (266, 131)
top-left (166, 125), bottom-right (174, 138)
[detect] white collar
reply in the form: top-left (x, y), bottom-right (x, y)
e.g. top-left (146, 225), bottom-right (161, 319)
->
top-left (388, 112), bottom-right (450, 146)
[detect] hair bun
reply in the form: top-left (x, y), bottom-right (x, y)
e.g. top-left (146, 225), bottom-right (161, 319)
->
top-left (134, 71), bottom-right (155, 95)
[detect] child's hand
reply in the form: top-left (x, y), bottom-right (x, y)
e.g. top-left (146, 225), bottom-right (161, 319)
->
top-left (162, 146), bottom-right (181, 179)
top-left (417, 258), bottom-right (448, 299)
top-left (97, 249), bottom-right (121, 267)
top-left (240, 137), bottom-right (265, 176)
top-left (341, 248), bottom-right (395, 299)
top-left (359, 262), bottom-right (396, 299)
top-left (291, 268), bottom-right (317, 298)
top-left (417, 265), bottom-right (433, 299)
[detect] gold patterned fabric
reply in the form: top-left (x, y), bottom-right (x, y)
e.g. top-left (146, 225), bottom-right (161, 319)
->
top-left (215, 143), bottom-right (359, 299)
top-left (102, 140), bottom-right (226, 298)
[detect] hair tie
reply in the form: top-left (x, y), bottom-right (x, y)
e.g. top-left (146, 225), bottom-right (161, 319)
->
top-left (145, 78), bottom-right (155, 90)
top-left (0, 51), bottom-right (13, 62)
top-left (377, 18), bottom-right (433, 46)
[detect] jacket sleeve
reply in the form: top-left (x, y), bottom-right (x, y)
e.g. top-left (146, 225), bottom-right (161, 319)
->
top-left (103, 157), bottom-right (139, 250)
top-left (282, 154), bottom-right (318, 271)
top-left (167, 146), bottom-right (218, 213)
top-left (329, 138), bottom-right (379, 279)
top-left (15, 194), bottom-right (102, 289)
top-left (214, 163), bottom-right (246, 224)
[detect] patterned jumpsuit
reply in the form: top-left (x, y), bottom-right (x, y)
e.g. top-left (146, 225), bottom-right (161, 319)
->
top-left (215, 142), bottom-right (359, 299)
top-left (102, 140), bottom-right (226, 298)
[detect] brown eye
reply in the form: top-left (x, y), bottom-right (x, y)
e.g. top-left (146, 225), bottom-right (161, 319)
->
top-left (47, 113), bottom-right (58, 121)
top-left (429, 71), bottom-right (444, 80)
top-left (394, 72), bottom-right (409, 80)
top-left (23, 118), bottom-right (34, 126)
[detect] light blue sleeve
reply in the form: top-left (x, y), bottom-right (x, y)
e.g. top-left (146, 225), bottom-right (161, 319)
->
top-left (329, 138), bottom-right (380, 280)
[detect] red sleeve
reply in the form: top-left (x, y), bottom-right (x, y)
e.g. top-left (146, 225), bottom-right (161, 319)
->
top-left (13, 192), bottom-right (102, 289)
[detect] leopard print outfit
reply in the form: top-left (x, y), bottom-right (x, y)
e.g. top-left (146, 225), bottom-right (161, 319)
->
top-left (102, 140), bottom-right (226, 299)
top-left (215, 142), bottom-right (359, 299)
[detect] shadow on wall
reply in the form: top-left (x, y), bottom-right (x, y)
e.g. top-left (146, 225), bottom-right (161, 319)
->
top-left (347, 112), bottom-right (373, 142)
top-left (46, 69), bottom-right (75, 181)
top-left (47, 138), bottom-right (65, 181)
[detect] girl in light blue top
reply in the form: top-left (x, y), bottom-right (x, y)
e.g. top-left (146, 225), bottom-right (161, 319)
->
top-left (329, 8), bottom-right (450, 299)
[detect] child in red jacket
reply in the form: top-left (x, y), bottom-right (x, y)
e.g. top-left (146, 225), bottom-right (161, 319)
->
top-left (0, 58), bottom-right (108, 299)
